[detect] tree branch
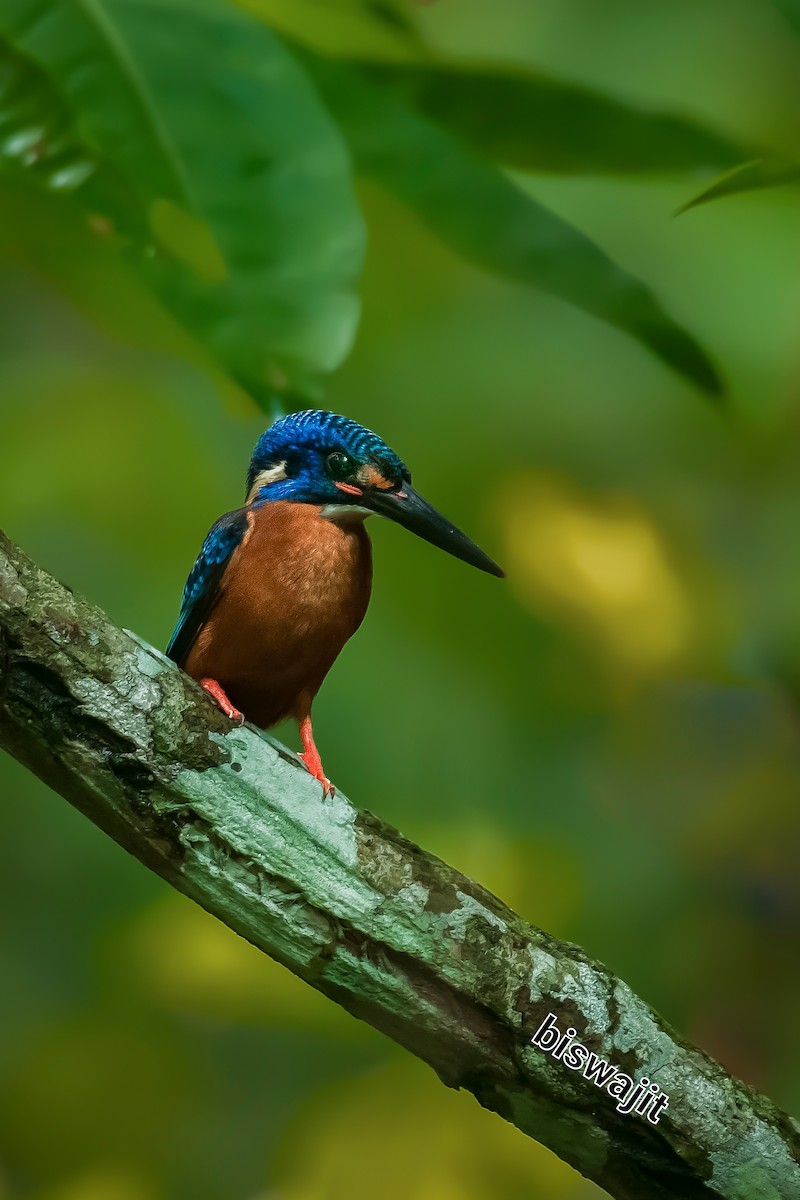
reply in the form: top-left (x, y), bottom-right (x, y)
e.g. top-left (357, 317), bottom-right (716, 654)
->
top-left (0, 528), bottom-right (797, 1200)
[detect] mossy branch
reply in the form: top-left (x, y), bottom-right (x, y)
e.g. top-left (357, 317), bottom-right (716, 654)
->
top-left (0, 528), bottom-right (797, 1200)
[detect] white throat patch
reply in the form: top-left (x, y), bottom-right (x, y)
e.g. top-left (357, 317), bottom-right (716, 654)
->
top-left (320, 504), bottom-right (373, 524)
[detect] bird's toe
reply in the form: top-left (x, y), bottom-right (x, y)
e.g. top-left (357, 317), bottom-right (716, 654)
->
top-left (200, 677), bottom-right (245, 723)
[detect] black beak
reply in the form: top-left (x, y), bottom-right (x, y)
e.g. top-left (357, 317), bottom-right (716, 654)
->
top-left (365, 484), bottom-right (504, 578)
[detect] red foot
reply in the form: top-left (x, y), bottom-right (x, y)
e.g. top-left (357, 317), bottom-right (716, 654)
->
top-left (200, 678), bottom-right (245, 724)
top-left (298, 714), bottom-right (334, 797)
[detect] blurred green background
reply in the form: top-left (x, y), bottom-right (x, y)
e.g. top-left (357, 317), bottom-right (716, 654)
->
top-left (2, 1), bottom-right (800, 1197)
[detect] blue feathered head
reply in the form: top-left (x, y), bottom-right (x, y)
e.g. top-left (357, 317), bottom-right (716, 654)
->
top-left (246, 410), bottom-right (410, 504)
top-left (245, 409), bottom-right (503, 577)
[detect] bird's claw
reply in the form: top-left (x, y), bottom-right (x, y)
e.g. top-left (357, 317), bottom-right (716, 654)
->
top-left (298, 752), bottom-right (335, 798)
top-left (200, 678), bottom-right (245, 724)
top-left (297, 714), bottom-right (334, 797)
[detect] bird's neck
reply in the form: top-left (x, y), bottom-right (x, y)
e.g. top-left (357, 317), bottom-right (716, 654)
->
top-left (246, 500), bottom-right (372, 584)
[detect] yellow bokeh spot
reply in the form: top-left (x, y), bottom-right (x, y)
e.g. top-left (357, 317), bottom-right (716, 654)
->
top-left (273, 1060), bottom-right (598, 1200)
top-left (122, 894), bottom-right (361, 1036)
top-left (497, 473), bottom-right (692, 671)
top-left (422, 820), bottom-right (582, 935)
top-left (33, 1166), bottom-right (154, 1200)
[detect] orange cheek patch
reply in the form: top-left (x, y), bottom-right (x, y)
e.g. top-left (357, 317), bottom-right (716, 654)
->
top-left (357, 465), bottom-right (395, 490)
top-left (335, 481), bottom-right (364, 496)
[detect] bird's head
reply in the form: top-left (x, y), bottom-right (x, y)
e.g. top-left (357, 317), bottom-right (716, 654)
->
top-left (245, 410), bottom-right (503, 577)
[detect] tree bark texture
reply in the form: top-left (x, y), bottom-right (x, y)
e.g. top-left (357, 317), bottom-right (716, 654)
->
top-left (0, 528), bottom-right (797, 1200)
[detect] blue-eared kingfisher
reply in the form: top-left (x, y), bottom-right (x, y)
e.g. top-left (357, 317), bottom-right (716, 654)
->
top-left (167, 410), bottom-right (503, 794)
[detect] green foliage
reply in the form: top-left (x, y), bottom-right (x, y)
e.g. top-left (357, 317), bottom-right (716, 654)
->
top-left (4, 4), bottom-right (800, 1198)
top-left (682, 158), bottom-right (800, 211)
top-left (365, 63), bottom-right (746, 176)
top-left (0, 0), bottom-right (365, 407)
top-left (772, 0), bottom-right (800, 36)
top-left (306, 56), bottom-right (722, 396)
top-left (235, 0), bottom-right (420, 60)
top-left (240, 0), bottom-right (747, 173)
top-left (0, 0), bottom-right (728, 403)
top-left (676, 3), bottom-right (800, 214)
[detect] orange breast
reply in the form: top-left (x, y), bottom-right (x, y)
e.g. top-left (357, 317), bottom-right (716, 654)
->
top-left (183, 501), bottom-right (372, 727)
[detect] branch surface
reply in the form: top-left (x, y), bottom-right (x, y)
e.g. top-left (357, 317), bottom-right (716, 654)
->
top-left (0, 529), bottom-right (797, 1200)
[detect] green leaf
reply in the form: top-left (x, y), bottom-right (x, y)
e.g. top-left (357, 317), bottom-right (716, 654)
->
top-left (234, 0), bottom-right (419, 61)
top-left (365, 63), bottom-right (746, 177)
top-left (680, 158), bottom-right (800, 212)
top-left (0, 0), bottom-right (365, 407)
top-left (235, 2), bottom-right (745, 177)
top-left (0, 37), bottom-right (144, 232)
top-left (771, 0), bottom-right (800, 35)
top-left (0, 177), bottom-right (249, 411)
top-left (305, 57), bottom-right (722, 396)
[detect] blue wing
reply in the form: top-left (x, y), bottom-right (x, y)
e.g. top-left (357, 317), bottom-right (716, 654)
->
top-left (166, 508), bottom-right (250, 666)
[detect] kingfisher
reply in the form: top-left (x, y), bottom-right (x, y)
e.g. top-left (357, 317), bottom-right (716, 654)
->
top-left (167, 410), bottom-right (503, 794)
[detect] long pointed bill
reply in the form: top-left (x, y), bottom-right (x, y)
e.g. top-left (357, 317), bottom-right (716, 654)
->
top-left (365, 484), bottom-right (504, 577)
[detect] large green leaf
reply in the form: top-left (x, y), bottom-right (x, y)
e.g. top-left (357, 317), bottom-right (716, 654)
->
top-left (0, 0), bottom-right (365, 407)
top-left (235, 0), bottom-right (419, 60)
top-left (365, 63), bottom-right (745, 177)
top-left (680, 158), bottom-right (800, 212)
top-left (305, 57), bottom-right (721, 396)
top-left (238, 1), bottom-right (745, 176)
top-left (772, 0), bottom-right (800, 35)
top-left (0, 37), bottom-right (149, 239)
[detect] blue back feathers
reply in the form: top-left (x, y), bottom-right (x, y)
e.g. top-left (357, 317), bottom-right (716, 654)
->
top-left (166, 508), bottom-right (249, 665)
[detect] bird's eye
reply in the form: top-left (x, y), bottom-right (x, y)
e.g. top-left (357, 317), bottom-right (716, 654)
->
top-left (326, 451), bottom-right (355, 480)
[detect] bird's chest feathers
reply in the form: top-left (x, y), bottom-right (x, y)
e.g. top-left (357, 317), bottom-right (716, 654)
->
top-left (228, 501), bottom-right (372, 640)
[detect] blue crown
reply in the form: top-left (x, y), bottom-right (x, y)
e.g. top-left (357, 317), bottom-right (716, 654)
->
top-left (246, 410), bottom-right (410, 498)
